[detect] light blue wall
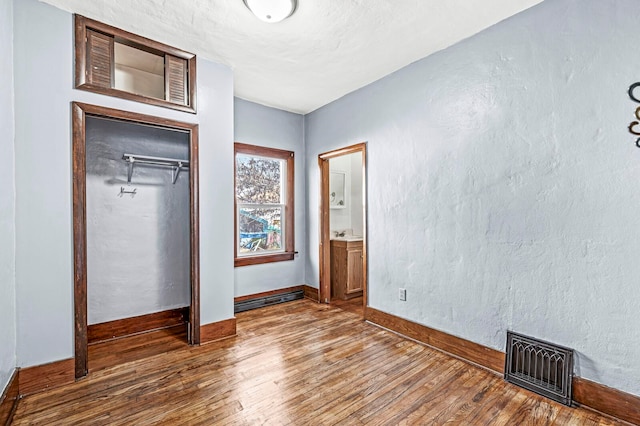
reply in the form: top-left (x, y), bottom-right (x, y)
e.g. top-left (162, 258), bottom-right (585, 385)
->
top-left (0, 0), bottom-right (16, 394)
top-left (13, 0), bottom-right (234, 368)
top-left (234, 98), bottom-right (305, 297)
top-left (8, 0), bottom-right (640, 400)
top-left (305, 0), bottom-right (640, 396)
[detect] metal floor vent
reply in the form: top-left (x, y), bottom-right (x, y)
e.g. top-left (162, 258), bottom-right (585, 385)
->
top-left (234, 290), bottom-right (304, 313)
top-left (505, 331), bottom-right (574, 406)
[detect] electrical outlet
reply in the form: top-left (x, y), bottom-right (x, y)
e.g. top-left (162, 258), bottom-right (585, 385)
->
top-left (399, 288), bottom-right (407, 301)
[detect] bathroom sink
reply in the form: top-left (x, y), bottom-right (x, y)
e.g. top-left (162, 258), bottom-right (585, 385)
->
top-left (331, 235), bottom-right (363, 241)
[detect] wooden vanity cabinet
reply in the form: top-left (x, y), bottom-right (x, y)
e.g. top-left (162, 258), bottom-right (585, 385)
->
top-left (330, 239), bottom-right (363, 300)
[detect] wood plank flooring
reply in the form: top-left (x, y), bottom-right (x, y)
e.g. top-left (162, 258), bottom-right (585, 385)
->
top-left (12, 299), bottom-right (628, 425)
top-left (330, 295), bottom-right (364, 316)
top-left (88, 325), bottom-right (187, 373)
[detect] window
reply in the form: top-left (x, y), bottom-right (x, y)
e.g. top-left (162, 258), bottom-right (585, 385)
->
top-left (235, 143), bottom-right (294, 266)
top-left (75, 15), bottom-right (196, 113)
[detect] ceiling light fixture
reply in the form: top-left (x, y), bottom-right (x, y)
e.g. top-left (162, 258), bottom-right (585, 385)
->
top-left (243, 0), bottom-right (297, 23)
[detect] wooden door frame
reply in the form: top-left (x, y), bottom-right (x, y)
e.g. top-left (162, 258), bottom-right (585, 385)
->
top-left (318, 143), bottom-right (368, 309)
top-left (72, 102), bottom-right (201, 379)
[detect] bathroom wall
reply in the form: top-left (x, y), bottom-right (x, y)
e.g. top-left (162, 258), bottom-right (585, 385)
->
top-left (233, 98), bottom-right (305, 297)
top-left (350, 153), bottom-right (364, 236)
top-left (329, 152), bottom-right (363, 236)
top-left (14, 0), bottom-right (234, 368)
top-left (85, 117), bottom-right (190, 324)
top-left (0, 0), bottom-right (16, 394)
top-left (305, 0), bottom-right (640, 396)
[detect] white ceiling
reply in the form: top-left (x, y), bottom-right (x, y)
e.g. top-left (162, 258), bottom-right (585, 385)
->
top-left (41, 0), bottom-right (542, 114)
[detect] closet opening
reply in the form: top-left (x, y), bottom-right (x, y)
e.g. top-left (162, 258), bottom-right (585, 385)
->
top-left (72, 102), bottom-right (200, 379)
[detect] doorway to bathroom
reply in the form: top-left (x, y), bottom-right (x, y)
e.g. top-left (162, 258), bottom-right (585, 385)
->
top-left (72, 102), bottom-right (200, 379)
top-left (318, 143), bottom-right (367, 315)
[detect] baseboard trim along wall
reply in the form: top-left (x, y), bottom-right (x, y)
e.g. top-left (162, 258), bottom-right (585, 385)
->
top-left (572, 376), bottom-right (640, 425)
top-left (0, 369), bottom-right (20, 425)
top-left (364, 307), bottom-right (505, 373)
top-left (18, 358), bottom-right (75, 396)
top-left (200, 318), bottom-right (237, 345)
top-left (88, 307), bottom-right (189, 344)
top-left (364, 306), bottom-right (640, 425)
top-left (12, 303), bottom-right (640, 424)
top-left (303, 285), bottom-right (319, 302)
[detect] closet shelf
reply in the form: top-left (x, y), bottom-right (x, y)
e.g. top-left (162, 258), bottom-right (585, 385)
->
top-left (122, 153), bottom-right (190, 184)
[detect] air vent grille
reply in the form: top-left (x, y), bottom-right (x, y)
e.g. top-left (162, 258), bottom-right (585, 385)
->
top-left (505, 331), bottom-right (574, 406)
top-left (234, 290), bottom-right (303, 313)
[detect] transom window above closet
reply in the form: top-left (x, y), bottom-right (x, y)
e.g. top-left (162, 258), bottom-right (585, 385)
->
top-left (75, 15), bottom-right (196, 113)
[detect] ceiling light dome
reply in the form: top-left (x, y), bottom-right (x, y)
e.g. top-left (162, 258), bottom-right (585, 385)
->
top-left (243, 0), bottom-right (297, 23)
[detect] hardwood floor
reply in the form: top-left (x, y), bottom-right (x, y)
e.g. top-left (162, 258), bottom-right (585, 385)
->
top-left (12, 299), bottom-right (627, 425)
top-left (331, 295), bottom-right (364, 316)
top-left (88, 325), bottom-right (187, 373)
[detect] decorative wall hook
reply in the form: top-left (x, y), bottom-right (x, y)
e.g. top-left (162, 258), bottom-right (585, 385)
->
top-left (629, 83), bottom-right (640, 103)
top-left (628, 83), bottom-right (640, 147)
top-left (119, 187), bottom-right (137, 197)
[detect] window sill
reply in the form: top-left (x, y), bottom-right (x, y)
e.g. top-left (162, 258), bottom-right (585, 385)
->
top-left (234, 252), bottom-right (295, 267)
top-left (76, 83), bottom-right (197, 114)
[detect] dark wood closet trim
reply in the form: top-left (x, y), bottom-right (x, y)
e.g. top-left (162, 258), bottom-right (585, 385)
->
top-left (0, 368), bottom-right (19, 425)
top-left (72, 102), bottom-right (200, 379)
top-left (75, 15), bottom-right (197, 114)
top-left (88, 307), bottom-right (189, 344)
top-left (318, 143), bottom-right (368, 309)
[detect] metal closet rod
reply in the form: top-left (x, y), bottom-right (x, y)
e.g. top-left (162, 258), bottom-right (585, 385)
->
top-left (122, 153), bottom-right (190, 185)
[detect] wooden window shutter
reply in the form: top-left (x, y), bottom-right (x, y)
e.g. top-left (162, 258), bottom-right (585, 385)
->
top-left (86, 29), bottom-right (114, 88)
top-left (165, 54), bottom-right (188, 105)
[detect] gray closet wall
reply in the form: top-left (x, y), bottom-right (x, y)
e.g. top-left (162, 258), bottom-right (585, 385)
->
top-left (86, 117), bottom-right (190, 325)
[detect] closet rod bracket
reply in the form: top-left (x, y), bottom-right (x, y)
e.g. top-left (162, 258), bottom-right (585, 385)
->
top-left (125, 156), bottom-right (135, 184)
top-left (172, 162), bottom-right (185, 184)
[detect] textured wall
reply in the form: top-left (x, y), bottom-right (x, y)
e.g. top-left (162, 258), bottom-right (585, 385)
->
top-left (86, 117), bottom-right (190, 324)
top-left (13, 0), bottom-right (234, 368)
top-left (350, 153), bottom-right (364, 236)
top-left (305, 0), bottom-right (640, 396)
top-left (0, 0), bottom-right (16, 394)
top-left (233, 98), bottom-right (305, 297)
